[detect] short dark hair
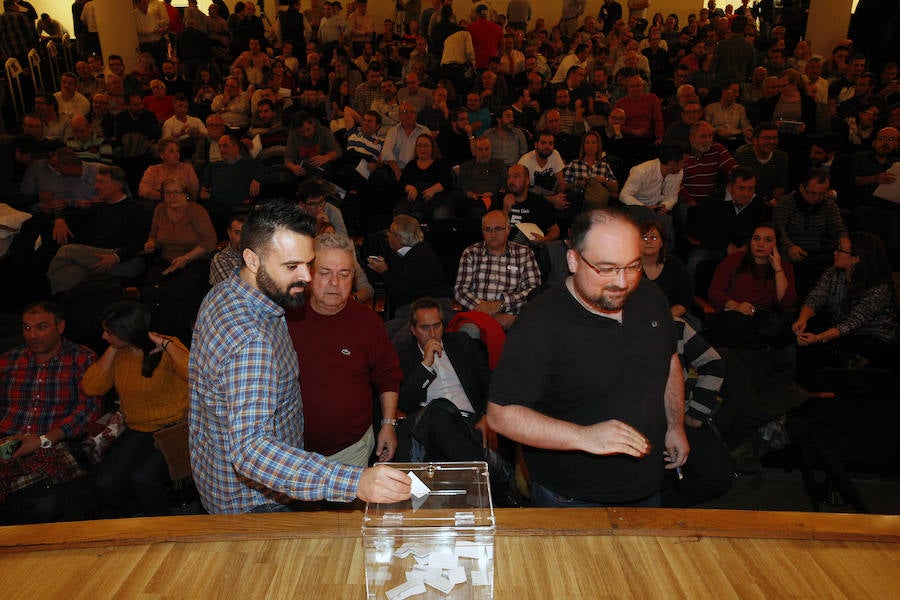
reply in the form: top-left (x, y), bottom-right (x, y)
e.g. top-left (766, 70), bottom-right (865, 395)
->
top-left (451, 106), bottom-right (468, 121)
top-left (241, 200), bottom-right (317, 260)
top-left (658, 144), bottom-right (688, 164)
top-left (173, 92), bottom-right (189, 103)
top-left (811, 132), bottom-right (843, 154)
top-left (536, 129), bottom-right (554, 143)
top-left (296, 177), bottom-right (328, 202)
top-left (409, 296), bottom-right (443, 326)
top-left (753, 121), bottom-right (778, 137)
top-left (97, 164), bottom-right (128, 190)
top-left (53, 147), bottom-right (82, 168)
top-left (800, 168), bottom-right (830, 189)
top-left (570, 208), bottom-right (637, 254)
top-left (728, 166), bottom-right (757, 185)
top-left (23, 301), bottom-right (65, 322)
top-left (364, 109), bottom-right (382, 125)
top-left (291, 111), bottom-right (316, 129)
top-left (36, 93), bottom-right (58, 112)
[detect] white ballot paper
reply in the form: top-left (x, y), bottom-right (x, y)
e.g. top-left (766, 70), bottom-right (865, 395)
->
top-left (249, 134), bottom-right (262, 159)
top-left (514, 222), bottom-right (544, 240)
top-left (873, 162), bottom-right (900, 203)
top-left (408, 471), bottom-right (431, 498)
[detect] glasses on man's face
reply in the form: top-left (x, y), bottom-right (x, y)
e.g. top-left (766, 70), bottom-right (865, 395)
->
top-left (876, 135), bottom-right (897, 143)
top-left (482, 226), bottom-right (507, 234)
top-left (399, 109), bottom-right (414, 114)
top-left (642, 234), bottom-right (659, 242)
top-left (578, 252), bottom-right (643, 277)
top-left (835, 244), bottom-right (853, 255)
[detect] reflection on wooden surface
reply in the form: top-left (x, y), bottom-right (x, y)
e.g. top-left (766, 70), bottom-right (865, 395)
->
top-left (1, 508), bottom-right (898, 598)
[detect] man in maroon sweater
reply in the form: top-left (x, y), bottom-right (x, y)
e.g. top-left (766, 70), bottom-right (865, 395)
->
top-left (614, 74), bottom-right (664, 165)
top-left (287, 233), bottom-right (403, 467)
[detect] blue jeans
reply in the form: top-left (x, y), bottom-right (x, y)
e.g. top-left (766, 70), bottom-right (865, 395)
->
top-left (530, 481), bottom-right (661, 508)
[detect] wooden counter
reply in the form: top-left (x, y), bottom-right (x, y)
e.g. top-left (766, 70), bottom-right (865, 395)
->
top-left (1, 508), bottom-right (898, 598)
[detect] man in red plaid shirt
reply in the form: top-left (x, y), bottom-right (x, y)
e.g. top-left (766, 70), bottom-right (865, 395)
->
top-left (0, 301), bottom-right (100, 523)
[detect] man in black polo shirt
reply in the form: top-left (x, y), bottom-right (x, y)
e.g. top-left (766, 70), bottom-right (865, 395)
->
top-left (487, 209), bottom-right (689, 507)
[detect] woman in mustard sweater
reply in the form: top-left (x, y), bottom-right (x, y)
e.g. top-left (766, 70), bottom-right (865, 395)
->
top-left (83, 301), bottom-right (189, 516)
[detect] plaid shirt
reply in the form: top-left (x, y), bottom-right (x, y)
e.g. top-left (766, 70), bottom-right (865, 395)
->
top-left (0, 11), bottom-right (37, 59)
top-left (0, 340), bottom-right (100, 439)
top-left (189, 274), bottom-right (363, 514)
top-left (454, 241), bottom-right (541, 314)
top-left (209, 245), bottom-right (241, 286)
top-left (563, 156), bottom-right (617, 185)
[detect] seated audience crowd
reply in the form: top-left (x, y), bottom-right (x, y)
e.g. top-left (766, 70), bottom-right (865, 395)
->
top-left (0, 0), bottom-right (898, 523)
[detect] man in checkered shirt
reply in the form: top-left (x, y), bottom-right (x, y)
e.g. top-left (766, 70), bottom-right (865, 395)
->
top-left (454, 210), bottom-right (541, 330)
top-left (189, 202), bottom-right (410, 513)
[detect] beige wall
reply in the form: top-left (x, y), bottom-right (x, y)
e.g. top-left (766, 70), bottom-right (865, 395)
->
top-left (17, 0), bottom-right (724, 43)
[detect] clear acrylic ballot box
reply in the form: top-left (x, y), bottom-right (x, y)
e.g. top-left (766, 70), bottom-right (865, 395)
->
top-left (362, 462), bottom-right (496, 600)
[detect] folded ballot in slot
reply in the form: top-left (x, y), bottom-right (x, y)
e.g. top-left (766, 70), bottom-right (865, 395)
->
top-left (362, 462), bottom-right (495, 599)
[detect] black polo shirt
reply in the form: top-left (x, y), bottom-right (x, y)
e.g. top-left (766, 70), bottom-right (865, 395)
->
top-left (489, 279), bottom-right (675, 502)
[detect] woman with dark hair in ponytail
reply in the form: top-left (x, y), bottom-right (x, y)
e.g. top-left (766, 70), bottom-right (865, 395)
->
top-left (83, 301), bottom-right (189, 516)
top-left (793, 232), bottom-right (897, 377)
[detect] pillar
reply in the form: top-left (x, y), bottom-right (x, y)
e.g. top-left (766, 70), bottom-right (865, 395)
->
top-left (804, 0), bottom-right (853, 56)
top-left (95, 0), bottom-right (141, 70)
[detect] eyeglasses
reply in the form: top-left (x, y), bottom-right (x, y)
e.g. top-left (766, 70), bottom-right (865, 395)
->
top-left (482, 226), bottom-right (508, 234)
top-left (642, 234), bottom-right (659, 242)
top-left (578, 253), bottom-right (643, 277)
top-left (835, 245), bottom-right (853, 255)
top-left (876, 135), bottom-right (897, 142)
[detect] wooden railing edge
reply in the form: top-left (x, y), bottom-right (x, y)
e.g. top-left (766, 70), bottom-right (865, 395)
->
top-left (1, 508), bottom-right (897, 554)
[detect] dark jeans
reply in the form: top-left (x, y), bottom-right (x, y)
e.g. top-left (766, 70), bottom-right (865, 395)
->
top-left (94, 427), bottom-right (170, 516)
top-left (530, 481), bottom-right (661, 508)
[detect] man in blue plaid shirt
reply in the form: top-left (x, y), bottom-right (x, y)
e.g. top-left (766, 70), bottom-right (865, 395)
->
top-left (189, 202), bottom-right (410, 513)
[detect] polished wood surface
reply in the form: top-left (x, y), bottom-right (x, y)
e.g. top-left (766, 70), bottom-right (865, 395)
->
top-left (1, 508), bottom-right (898, 599)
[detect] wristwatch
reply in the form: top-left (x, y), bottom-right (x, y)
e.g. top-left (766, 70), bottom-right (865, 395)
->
top-left (39, 435), bottom-right (52, 449)
top-left (381, 418), bottom-right (398, 427)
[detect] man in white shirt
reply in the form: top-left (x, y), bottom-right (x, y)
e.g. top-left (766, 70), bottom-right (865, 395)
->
top-left (619, 144), bottom-right (689, 245)
top-left (54, 73), bottom-right (90, 120)
top-left (162, 93), bottom-right (207, 143)
top-left (551, 43), bottom-right (589, 84)
top-left (380, 102), bottom-right (431, 181)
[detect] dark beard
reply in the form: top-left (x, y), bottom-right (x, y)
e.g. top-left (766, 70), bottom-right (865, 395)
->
top-left (575, 278), bottom-right (632, 312)
top-left (257, 263), bottom-right (307, 308)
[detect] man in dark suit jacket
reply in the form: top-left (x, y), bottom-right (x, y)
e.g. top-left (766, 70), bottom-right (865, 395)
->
top-left (396, 297), bottom-right (493, 463)
top-left (366, 215), bottom-right (450, 317)
top-left (688, 167), bottom-right (767, 291)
